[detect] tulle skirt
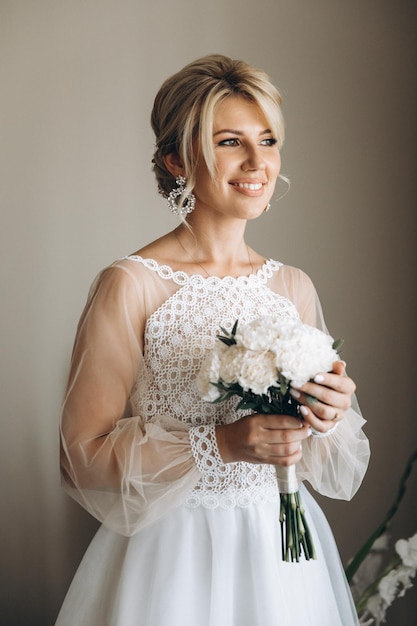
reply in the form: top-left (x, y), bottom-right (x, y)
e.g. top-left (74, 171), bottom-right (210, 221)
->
top-left (55, 485), bottom-right (359, 626)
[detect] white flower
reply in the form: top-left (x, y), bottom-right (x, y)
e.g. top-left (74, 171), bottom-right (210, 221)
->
top-left (365, 593), bottom-right (386, 624)
top-left (395, 532), bottom-right (417, 569)
top-left (197, 317), bottom-right (339, 403)
top-left (218, 345), bottom-right (277, 395)
top-left (378, 569), bottom-right (401, 606)
top-left (272, 323), bottom-right (338, 387)
top-left (234, 316), bottom-right (296, 351)
top-left (237, 350), bottom-right (277, 395)
top-left (234, 315), bottom-right (338, 387)
top-left (391, 565), bottom-right (415, 597)
top-left (375, 563), bottom-right (416, 618)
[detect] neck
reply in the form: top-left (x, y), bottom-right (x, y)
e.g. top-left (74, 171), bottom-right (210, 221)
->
top-left (174, 221), bottom-right (254, 278)
top-left (176, 215), bottom-right (247, 258)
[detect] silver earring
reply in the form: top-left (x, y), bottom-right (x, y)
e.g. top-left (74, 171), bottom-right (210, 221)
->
top-left (167, 176), bottom-right (196, 217)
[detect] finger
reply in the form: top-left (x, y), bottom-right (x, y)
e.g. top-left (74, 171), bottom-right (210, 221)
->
top-left (298, 404), bottom-right (343, 432)
top-left (263, 442), bottom-right (304, 466)
top-left (311, 373), bottom-right (354, 395)
top-left (303, 396), bottom-right (345, 422)
top-left (253, 413), bottom-right (305, 431)
top-left (262, 421), bottom-right (311, 444)
top-left (290, 377), bottom-right (354, 408)
top-left (332, 360), bottom-right (346, 376)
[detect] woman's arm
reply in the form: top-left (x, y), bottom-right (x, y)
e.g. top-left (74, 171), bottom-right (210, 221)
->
top-left (60, 264), bottom-right (201, 535)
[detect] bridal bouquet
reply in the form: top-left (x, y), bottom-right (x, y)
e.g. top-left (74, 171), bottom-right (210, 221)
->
top-left (197, 316), bottom-right (342, 563)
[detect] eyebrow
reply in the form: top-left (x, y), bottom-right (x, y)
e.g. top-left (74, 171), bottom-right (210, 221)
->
top-left (213, 128), bottom-right (272, 137)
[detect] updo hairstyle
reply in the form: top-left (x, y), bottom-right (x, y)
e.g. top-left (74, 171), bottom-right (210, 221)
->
top-left (151, 54), bottom-right (285, 203)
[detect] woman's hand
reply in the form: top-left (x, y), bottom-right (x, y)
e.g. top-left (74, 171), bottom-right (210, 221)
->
top-left (289, 361), bottom-right (356, 434)
top-left (215, 413), bottom-right (311, 467)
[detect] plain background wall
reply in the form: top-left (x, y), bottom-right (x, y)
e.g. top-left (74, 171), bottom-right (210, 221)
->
top-left (1, 1), bottom-right (416, 624)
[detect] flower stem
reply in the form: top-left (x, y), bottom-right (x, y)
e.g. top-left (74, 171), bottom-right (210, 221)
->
top-left (279, 490), bottom-right (316, 562)
top-left (345, 448), bottom-right (417, 583)
top-left (355, 554), bottom-right (401, 614)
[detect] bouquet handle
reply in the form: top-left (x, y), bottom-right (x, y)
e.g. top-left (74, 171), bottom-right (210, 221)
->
top-left (276, 464), bottom-right (316, 562)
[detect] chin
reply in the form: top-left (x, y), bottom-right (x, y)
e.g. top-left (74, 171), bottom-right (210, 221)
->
top-left (241, 205), bottom-right (268, 221)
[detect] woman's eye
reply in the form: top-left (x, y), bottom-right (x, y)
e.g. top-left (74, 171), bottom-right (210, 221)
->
top-left (218, 138), bottom-right (240, 147)
top-left (261, 137), bottom-right (278, 146)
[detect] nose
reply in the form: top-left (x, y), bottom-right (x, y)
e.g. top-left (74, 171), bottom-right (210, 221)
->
top-left (241, 144), bottom-right (266, 171)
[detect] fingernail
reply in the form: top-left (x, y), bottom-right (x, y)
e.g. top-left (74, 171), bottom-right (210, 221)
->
top-left (290, 388), bottom-right (301, 399)
top-left (300, 406), bottom-right (308, 416)
top-left (314, 374), bottom-right (325, 383)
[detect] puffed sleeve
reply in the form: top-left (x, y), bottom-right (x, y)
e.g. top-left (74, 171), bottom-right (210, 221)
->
top-left (269, 265), bottom-right (370, 500)
top-left (60, 263), bottom-right (201, 536)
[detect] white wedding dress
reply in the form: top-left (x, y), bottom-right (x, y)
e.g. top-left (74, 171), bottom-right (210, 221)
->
top-left (56, 257), bottom-right (370, 626)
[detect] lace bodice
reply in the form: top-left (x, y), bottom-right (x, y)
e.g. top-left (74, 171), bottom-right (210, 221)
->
top-left (128, 256), bottom-right (300, 509)
top-left (60, 254), bottom-right (369, 535)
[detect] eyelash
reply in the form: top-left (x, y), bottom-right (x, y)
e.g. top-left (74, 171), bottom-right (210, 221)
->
top-left (218, 137), bottom-right (277, 147)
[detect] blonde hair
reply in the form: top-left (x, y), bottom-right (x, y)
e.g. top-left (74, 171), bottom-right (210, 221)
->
top-left (151, 54), bottom-right (285, 202)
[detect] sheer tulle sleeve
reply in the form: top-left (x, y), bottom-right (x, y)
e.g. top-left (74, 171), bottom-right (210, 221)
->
top-left (269, 265), bottom-right (370, 500)
top-left (60, 264), bottom-right (201, 536)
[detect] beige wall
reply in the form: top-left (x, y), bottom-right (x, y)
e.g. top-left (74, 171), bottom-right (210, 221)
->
top-left (1, 1), bottom-right (416, 623)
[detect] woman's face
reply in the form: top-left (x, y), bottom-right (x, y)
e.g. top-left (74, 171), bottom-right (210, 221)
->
top-left (192, 96), bottom-right (281, 221)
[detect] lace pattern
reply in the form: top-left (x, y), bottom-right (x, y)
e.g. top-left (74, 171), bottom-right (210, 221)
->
top-left (127, 256), bottom-right (300, 509)
top-left (188, 424), bottom-right (279, 509)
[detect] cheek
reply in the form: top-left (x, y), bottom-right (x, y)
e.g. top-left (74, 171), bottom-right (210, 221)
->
top-left (274, 153), bottom-right (282, 175)
top-left (268, 154), bottom-right (281, 181)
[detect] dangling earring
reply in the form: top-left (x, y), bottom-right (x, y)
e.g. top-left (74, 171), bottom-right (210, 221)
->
top-left (264, 202), bottom-right (271, 213)
top-left (167, 176), bottom-right (196, 217)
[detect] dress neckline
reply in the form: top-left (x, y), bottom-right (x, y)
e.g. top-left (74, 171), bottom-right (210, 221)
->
top-left (123, 255), bottom-right (281, 286)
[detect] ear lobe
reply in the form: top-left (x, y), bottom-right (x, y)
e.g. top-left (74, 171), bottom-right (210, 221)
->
top-left (163, 152), bottom-right (185, 178)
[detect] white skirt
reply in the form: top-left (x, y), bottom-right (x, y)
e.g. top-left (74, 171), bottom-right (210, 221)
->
top-left (56, 486), bottom-right (359, 626)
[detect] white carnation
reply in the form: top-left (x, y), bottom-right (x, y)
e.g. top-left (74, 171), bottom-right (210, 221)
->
top-left (235, 316), bottom-right (295, 351)
top-left (197, 317), bottom-right (339, 405)
top-left (237, 350), bottom-right (277, 395)
top-left (218, 345), bottom-right (277, 395)
top-left (272, 323), bottom-right (338, 386)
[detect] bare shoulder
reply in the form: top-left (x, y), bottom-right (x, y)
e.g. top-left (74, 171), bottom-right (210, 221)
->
top-left (130, 231), bottom-right (178, 263)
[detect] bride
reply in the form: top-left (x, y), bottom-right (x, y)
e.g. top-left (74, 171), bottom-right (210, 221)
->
top-left (56, 54), bottom-right (369, 625)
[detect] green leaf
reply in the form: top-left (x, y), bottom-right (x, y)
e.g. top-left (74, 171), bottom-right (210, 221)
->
top-left (332, 338), bottom-right (344, 354)
top-left (217, 336), bottom-right (235, 346)
top-left (236, 399), bottom-right (259, 411)
top-left (280, 380), bottom-right (289, 395)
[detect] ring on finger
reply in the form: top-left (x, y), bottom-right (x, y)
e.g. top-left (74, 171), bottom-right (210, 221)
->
top-left (332, 412), bottom-right (342, 422)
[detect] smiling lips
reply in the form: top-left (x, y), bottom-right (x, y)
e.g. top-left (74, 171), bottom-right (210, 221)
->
top-left (230, 180), bottom-right (267, 193)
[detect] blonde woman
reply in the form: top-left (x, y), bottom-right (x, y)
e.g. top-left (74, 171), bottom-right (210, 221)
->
top-left (57, 55), bottom-right (369, 625)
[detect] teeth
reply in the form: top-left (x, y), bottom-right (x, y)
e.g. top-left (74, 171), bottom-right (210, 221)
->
top-left (236, 182), bottom-right (263, 190)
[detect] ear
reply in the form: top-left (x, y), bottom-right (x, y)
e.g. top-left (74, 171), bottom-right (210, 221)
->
top-left (163, 152), bottom-right (185, 179)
